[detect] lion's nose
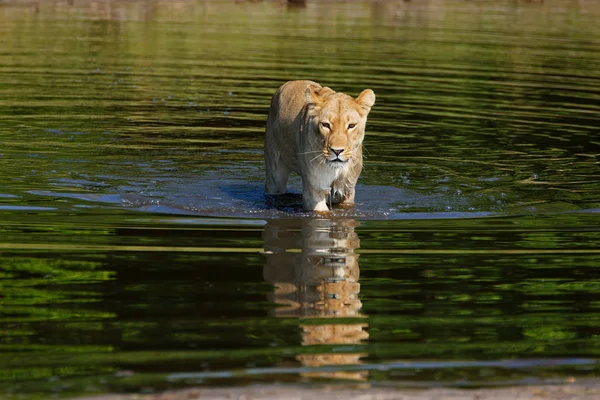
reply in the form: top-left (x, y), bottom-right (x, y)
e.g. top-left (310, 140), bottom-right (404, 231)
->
top-left (329, 147), bottom-right (344, 156)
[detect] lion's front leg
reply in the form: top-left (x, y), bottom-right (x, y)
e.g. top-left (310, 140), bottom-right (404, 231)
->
top-left (330, 187), bottom-right (355, 207)
top-left (302, 181), bottom-right (330, 212)
top-left (341, 187), bottom-right (356, 205)
top-left (331, 175), bottom-right (357, 206)
top-left (330, 187), bottom-right (346, 205)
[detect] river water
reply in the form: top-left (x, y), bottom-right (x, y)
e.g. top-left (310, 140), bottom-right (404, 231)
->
top-left (1, 0), bottom-right (599, 398)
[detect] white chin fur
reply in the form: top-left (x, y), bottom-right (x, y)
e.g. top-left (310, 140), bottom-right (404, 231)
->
top-left (327, 160), bottom-right (348, 169)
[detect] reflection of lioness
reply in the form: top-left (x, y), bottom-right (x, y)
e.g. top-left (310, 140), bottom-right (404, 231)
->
top-left (264, 80), bottom-right (375, 212)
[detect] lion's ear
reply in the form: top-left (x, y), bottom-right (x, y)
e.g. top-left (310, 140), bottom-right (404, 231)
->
top-left (305, 84), bottom-right (331, 108)
top-left (356, 89), bottom-right (375, 115)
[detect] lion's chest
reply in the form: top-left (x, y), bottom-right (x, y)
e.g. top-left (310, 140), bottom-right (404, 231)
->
top-left (305, 163), bottom-right (347, 191)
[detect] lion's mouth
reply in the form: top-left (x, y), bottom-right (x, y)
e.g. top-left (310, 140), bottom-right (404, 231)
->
top-left (328, 158), bottom-right (348, 166)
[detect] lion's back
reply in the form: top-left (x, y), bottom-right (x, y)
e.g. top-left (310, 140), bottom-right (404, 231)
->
top-left (265, 80), bottom-right (319, 173)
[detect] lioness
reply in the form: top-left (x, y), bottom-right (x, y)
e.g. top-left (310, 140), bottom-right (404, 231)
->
top-left (264, 80), bottom-right (375, 212)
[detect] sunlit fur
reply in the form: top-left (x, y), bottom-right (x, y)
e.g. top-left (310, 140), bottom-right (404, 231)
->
top-left (264, 80), bottom-right (375, 212)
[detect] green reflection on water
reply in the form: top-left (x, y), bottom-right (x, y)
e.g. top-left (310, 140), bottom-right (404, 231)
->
top-left (0, 211), bottom-right (599, 397)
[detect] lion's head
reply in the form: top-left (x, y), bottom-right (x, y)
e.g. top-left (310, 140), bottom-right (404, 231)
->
top-left (305, 85), bottom-right (375, 169)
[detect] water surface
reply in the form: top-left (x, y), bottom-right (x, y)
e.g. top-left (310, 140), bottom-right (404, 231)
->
top-left (1, 0), bottom-right (600, 398)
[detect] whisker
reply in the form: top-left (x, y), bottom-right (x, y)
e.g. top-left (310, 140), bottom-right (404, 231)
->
top-left (361, 146), bottom-right (369, 170)
top-left (309, 153), bottom-right (324, 163)
top-left (297, 150), bottom-right (322, 155)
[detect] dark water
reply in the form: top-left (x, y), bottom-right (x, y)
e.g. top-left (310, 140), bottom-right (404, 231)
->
top-left (1, 0), bottom-right (600, 398)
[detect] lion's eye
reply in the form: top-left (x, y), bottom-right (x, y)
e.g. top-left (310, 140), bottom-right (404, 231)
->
top-left (321, 122), bottom-right (331, 130)
top-left (348, 123), bottom-right (356, 130)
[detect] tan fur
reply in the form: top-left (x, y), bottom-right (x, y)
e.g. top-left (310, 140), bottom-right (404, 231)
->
top-left (264, 80), bottom-right (375, 212)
